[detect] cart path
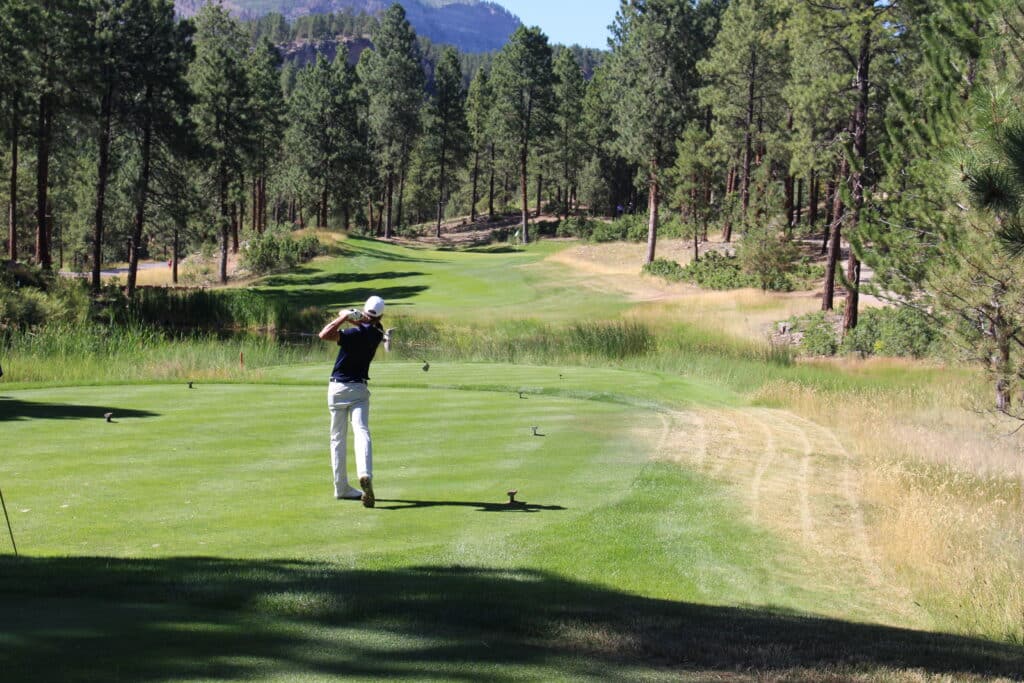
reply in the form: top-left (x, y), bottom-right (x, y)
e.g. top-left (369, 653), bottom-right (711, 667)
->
top-left (646, 406), bottom-right (906, 619)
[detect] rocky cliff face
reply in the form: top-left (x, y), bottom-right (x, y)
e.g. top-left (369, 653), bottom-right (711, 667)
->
top-left (278, 35), bottom-right (373, 68)
top-left (175, 0), bottom-right (520, 53)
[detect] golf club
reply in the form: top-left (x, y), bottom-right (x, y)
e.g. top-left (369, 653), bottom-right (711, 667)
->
top-left (0, 485), bottom-right (17, 556)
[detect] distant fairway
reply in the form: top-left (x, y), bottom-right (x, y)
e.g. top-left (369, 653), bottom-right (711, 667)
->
top-left (2, 237), bottom-right (1022, 681)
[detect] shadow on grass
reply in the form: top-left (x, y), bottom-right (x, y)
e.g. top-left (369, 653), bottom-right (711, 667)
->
top-left (263, 284), bottom-right (430, 313)
top-left (259, 270), bottom-right (425, 289)
top-left (0, 398), bottom-right (159, 422)
top-left (338, 238), bottom-right (445, 264)
top-left (377, 499), bottom-right (567, 513)
top-left (0, 557), bottom-right (1021, 681)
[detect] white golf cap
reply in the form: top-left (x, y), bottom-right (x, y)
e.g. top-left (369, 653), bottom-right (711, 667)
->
top-left (364, 295), bottom-right (385, 318)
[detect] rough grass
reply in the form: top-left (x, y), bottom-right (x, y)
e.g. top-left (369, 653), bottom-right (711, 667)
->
top-left (753, 377), bottom-right (1024, 644)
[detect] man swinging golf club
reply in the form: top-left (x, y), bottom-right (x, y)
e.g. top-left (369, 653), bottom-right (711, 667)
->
top-left (319, 295), bottom-right (387, 508)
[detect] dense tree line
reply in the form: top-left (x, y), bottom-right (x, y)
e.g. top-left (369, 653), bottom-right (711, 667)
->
top-left (5, 0), bottom-right (1024, 411)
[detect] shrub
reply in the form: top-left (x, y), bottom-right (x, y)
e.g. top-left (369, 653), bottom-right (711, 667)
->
top-left (737, 224), bottom-right (800, 291)
top-left (677, 251), bottom-right (759, 290)
top-left (0, 265), bottom-right (92, 331)
top-left (642, 258), bottom-right (687, 282)
top-left (841, 306), bottom-right (938, 358)
top-left (242, 229), bottom-right (323, 275)
top-left (555, 216), bottom-right (597, 239)
top-left (800, 312), bottom-right (840, 356)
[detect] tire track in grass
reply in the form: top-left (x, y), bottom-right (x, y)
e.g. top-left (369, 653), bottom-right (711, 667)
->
top-left (787, 412), bottom-right (884, 587)
top-left (708, 409), bottom-right (741, 479)
top-left (795, 421), bottom-right (818, 547)
top-left (746, 411), bottom-right (776, 525)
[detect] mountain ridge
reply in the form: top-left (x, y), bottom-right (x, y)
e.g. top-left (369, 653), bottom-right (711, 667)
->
top-left (174, 0), bottom-right (521, 53)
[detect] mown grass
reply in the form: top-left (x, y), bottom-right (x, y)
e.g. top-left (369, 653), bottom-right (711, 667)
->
top-left (2, 370), bottom-right (1022, 680)
top-left (3, 234), bottom-right (1023, 668)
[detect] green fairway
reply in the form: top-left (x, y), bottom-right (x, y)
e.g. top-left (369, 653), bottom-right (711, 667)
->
top-left (255, 236), bottom-right (634, 321)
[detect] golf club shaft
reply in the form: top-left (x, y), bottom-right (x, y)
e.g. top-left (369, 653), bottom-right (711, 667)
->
top-left (0, 486), bottom-right (17, 556)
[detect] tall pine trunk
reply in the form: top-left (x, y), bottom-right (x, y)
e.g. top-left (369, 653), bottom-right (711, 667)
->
top-left (35, 94), bottom-right (51, 269)
top-left (794, 177), bottom-right (803, 229)
top-left (519, 144), bottom-right (530, 244)
top-left (91, 86), bottom-right (113, 293)
top-left (385, 172), bottom-right (394, 239)
top-left (645, 161), bottom-right (659, 265)
top-left (127, 87), bottom-right (154, 300)
top-left (397, 164), bottom-right (407, 233)
top-left (843, 31), bottom-right (872, 332)
top-left (470, 148), bottom-right (479, 222)
top-left (822, 157), bottom-right (848, 311)
top-left (172, 219), bottom-right (181, 284)
top-left (436, 139), bottom-right (447, 238)
top-left (219, 163), bottom-right (229, 284)
top-left (741, 48), bottom-right (758, 218)
top-left (8, 98), bottom-right (17, 261)
top-left (488, 143), bottom-right (495, 220)
top-left (783, 175), bottom-right (794, 233)
top-left (535, 173), bottom-right (543, 219)
top-left (808, 170), bottom-right (819, 226)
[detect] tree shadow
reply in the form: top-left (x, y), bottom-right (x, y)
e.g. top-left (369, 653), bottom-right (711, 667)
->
top-left (259, 270), bottom-right (425, 289)
top-left (0, 398), bottom-right (160, 422)
top-left (0, 557), bottom-right (1020, 682)
top-left (376, 499), bottom-right (567, 513)
top-left (266, 284), bottom-right (430, 313)
top-left (338, 238), bottom-right (445, 264)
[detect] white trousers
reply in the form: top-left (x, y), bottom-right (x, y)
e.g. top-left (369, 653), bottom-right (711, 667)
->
top-left (328, 381), bottom-right (372, 495)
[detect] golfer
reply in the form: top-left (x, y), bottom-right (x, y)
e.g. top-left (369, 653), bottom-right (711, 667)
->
top-left (318, 295), bottom-right (386, 508)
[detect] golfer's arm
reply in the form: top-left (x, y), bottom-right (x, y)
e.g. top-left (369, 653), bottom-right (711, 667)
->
top-left (318, 316), bottom-right (347, 342)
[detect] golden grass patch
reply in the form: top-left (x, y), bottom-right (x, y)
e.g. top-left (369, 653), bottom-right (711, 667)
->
top-left (753, 379), bottom-right (1024, 642)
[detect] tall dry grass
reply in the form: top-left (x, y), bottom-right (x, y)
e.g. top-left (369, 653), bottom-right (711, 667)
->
top-left (754, 374), bottom-right (1024, 644)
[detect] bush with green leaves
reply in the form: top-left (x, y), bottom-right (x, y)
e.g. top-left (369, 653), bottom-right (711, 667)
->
top-left (642, 258), bottom-right (687, 282)
top-left (555, 216), bottom-right (598, 239)
top-left (0, 265), bottom-right (92, 331)
top-left (736, 223), bottom-right (800, 291)
top-left (677, 251), bottom-right (759, 290)
top-left (242, 228), bottom-right (323, 275)
top-left (841, 306), bottom-right (939, 358)
top-left (798, 312), bottom-right (840, 356)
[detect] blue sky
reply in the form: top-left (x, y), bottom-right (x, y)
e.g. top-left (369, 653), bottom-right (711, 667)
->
top-left (498, 0), bottom-right (620, 49)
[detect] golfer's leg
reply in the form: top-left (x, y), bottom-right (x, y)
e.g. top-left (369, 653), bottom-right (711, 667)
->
top-left (351, 390), bottom-right (372, 480)
top-left (328, 388), bottom-right (350, 496)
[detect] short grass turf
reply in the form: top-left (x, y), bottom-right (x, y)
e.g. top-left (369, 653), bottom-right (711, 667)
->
top-left (2, 364), bottom-right (1023, 681)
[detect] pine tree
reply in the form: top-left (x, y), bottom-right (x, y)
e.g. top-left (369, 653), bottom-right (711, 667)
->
top-left (607, 0), bottom-right (706, 264)
top-left (124, 0), bottom-right (194, 298)
top-left (285, 52), bottom-right (364, 229)
top-left (697, 0), bottom-right (789, 241)
top-left (787, 0), bottom-right (906, 326)
top-left (32, 0), bottom-right (91, 270)
top-left (425, 47), bottom-right (470, 237)
top-left (245, 38), bottom-right (286, 236)
top-left (490, 25), bottom-right (556, 244)
top-left (552, 49), bottom-right (586, 220)
top-left (358, 4), bottom-right (424, 238)
top-left (189, 2), bottom-right (255, 284)
top-left (465, 65), bottom-right (492, 223)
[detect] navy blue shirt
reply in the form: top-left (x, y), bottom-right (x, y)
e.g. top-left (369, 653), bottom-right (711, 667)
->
top-left (331, 323), bottom-right (384, 382)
